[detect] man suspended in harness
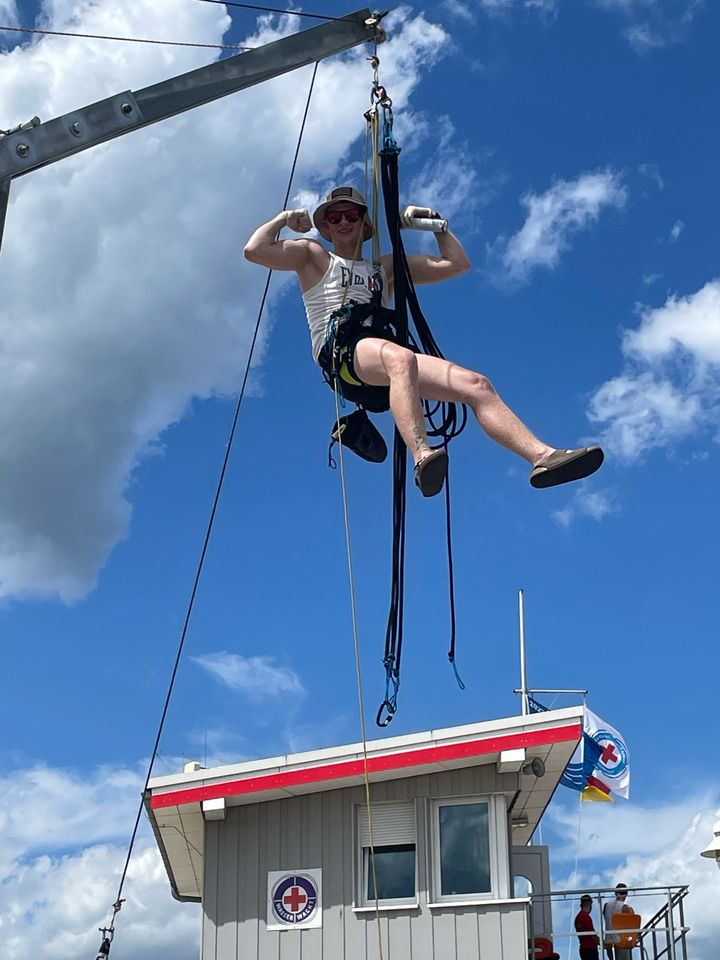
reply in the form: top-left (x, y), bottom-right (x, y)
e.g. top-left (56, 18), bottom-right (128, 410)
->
top-left (243, 186), bottom-right (604, 496)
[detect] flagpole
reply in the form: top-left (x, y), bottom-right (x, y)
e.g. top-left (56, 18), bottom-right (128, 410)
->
top-left (514, 589), bottom-right (588, 712)
top-left (519, 588), bottom-right (529, 716)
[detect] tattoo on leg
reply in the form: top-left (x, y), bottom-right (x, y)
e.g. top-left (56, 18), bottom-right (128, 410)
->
top-left (413, 426), bottom-right (426, 453)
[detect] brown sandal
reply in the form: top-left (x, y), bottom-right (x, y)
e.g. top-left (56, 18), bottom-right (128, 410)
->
top-left (415, 448), bottom-right (449, 498)
top-left (530, 446), bottom-right (604, 489)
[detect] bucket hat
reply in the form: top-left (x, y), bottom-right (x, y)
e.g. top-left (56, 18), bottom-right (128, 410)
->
top-left (313, 186), bottom-right (374, 242)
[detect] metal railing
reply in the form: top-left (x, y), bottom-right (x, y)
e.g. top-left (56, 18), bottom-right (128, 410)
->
top-left (528, 884), bottom-right (690, 960)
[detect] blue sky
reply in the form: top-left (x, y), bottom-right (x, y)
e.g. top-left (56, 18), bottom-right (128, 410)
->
top-left (1, 0), bottom-right (718, 957)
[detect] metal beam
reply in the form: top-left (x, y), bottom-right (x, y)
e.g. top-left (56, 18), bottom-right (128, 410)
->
top-left (0, 9), bottom-right (375, 183)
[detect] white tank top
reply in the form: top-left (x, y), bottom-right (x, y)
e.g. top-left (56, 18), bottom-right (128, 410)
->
top-left (302, 252), bottom-right (390, 361)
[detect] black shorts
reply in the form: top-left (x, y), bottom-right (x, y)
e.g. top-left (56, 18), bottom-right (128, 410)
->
top-left (318, 306), bottom-right (400, 413)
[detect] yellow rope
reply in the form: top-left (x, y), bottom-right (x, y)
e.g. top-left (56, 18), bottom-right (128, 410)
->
top-left (332, 378), bottom-right (385, 960)
top-left (327, 78), bottom-right (388, 960)
top-left (365, 107), bottom-right (382, 266)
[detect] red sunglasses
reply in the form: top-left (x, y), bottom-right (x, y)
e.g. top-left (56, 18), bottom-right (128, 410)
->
top-left (326, 208), bottom-right (363, 225)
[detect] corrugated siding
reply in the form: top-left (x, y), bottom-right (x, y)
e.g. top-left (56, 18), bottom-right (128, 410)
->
top-left (202, 766), bottom-right (528, 960)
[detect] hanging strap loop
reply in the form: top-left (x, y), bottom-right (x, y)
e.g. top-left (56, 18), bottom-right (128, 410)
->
top-left (372, 89), bottom-right (468, 725)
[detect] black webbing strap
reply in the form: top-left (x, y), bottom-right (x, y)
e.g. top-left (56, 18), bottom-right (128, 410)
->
top-left (375, 129), bottom-right (466, 727)
top-left (375, 136), bottom-right (408, 727)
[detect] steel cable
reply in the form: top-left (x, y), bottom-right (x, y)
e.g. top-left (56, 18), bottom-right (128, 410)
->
top-left (96, 59), bottom-right (320, 955)
top-left (0, 22), bottom-right (251, 50)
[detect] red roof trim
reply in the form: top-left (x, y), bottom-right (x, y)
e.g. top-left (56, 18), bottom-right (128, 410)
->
top-left (151, 723), bottom-right (581, 810)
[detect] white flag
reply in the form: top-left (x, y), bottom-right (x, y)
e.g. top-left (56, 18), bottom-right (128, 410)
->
top-left (584, 707), bottom-right (630, 799)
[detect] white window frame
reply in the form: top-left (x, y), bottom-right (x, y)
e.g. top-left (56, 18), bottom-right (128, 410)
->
top-left (429, 794), bottom-right (508, 904)
top-left (354, 801), bottom-right (419, 909)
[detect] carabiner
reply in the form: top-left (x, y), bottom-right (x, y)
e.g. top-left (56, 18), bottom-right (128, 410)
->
top-left (375, 698), bottom-right (396, 727)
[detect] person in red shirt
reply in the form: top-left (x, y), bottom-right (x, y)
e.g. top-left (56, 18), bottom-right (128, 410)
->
top-left (575, 894), bottom-right (601, 960)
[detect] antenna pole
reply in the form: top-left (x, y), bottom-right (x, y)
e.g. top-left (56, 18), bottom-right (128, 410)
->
top-left (519, 588), bottom-right (529, 715)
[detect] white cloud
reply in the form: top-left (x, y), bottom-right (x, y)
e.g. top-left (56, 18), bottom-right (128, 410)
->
top-left (183, 723), bottom-right (253, 767)
top-left (0, 2), bottom-right (18, 25)
top-left (0, 764), bottom-right (141, 869)
top-left (548, 792), bottom-right (720, 960)
top-left (442, 0), bottom-right (476, 22)
top-left (192, 651), bottom-right (305, 698)
top-left (593, 0), bottom-right (640, 8)
top-left (638, 162), bottom-right (665, 191)
top-left (590, 372), bottom-right (701, 460)
top-left (0, 2), bottom-right (451, 602)
top-left (549, 792), bottom-right (717, 861)
top-left (669, 218), bottom-right (685, 242)
top-left (475, 0), bottom-right (558, 13)
top-left (497, 170), bottom-right (627, 284)
top-left (642, 272), bottom-right (662, 285)
top-left (552, 487), bottom-right (619, 528)
top-left (404, 117), bottom-right (499, 245)
top-left (0, 761), bottom-right (198, 959)
top-left (625, 21), bottom-right (666, 48)
top-left (593, 0), bottom-right (705, 51)
top-left (624, 281), bottom-right (720, 366)
top-left (589, 280), bottom-right (720, 460)
top-left (0, 840), bottom-right (198, 960)
top-left (284, 714), bottom-right (352, 754)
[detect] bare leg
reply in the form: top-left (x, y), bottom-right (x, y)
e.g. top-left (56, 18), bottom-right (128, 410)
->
top-left (353, 340), bottom-right (553, 466)
top-left (414, 354), bottom-right (553, 465)
top-left (353, 338), bottom-right (432, 464)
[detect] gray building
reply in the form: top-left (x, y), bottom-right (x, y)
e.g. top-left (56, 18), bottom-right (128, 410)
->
top-left (146, 706), bottom-right (583, 959)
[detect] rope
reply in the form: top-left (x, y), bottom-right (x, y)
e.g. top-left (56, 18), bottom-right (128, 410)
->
top-left (320, 43), bottom-right (394, 960)
top-left (565, 694), bottom-right (589, 960)
top-left (566, 791), bottom-right (585, 960)
top-left (95, 59), bottom-right (320, 956)
top-left (364, 78), bottom-right (382, 267)
top-left (0, 23), bottom-right (250, 50)
top-left (331, 377), bottom-right (386, 960)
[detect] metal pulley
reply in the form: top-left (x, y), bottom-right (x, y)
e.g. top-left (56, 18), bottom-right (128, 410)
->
top-left (365, 10), bottom-right (389, 43)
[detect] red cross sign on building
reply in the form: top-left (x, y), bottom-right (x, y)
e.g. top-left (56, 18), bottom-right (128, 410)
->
top-left (283, 886), bottom-right (308, 913)
top-left (269, 871), bottom-right (322, 929)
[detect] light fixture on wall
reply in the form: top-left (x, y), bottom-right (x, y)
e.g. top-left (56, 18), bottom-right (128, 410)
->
top-left (700, 819), bottom-right (720, 870)
top-left (520, 757), bottom-right (546, 778)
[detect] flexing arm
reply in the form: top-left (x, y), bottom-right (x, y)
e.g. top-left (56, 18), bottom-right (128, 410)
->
top-left (243, 209), bottom-right (315, 271)
top-left (380, 205), bottom-right (472, 289)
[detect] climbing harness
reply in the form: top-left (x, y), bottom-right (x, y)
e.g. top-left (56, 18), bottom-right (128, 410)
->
top-left (320, 296), bottom-right (396, 413)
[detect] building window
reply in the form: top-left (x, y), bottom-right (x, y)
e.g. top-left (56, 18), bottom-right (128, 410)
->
top-left (365, 844), bottom-right (416, 901)
top-left (432, 798), bottom-right (494, 900)
top-left (356, 802), bottom-right (417, 906)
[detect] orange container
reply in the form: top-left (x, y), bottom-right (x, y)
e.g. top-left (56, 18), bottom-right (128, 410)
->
top-left (610, 910), bottom-right (642, 948)
top-left (530, 936), bottom-right (560, 959)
